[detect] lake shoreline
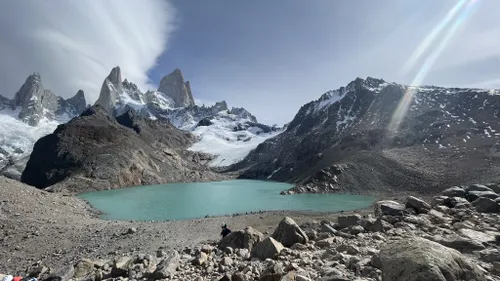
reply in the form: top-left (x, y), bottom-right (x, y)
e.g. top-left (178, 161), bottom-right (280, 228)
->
top-left (0, 176), bottom-right (379, 273)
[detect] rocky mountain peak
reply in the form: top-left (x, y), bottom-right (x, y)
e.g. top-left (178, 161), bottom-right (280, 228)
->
top-left (13, 72), bottom-right (45, 107)
top-left (108, 66), bottom-right (122, 86)
top-left (56, 90), bottom-right (87, 117)
top-left (95, 66), bottom-right (123, 115)
top-left (230, 107), bottom-right (258, 123)
top-left (158, 68), bottom-right (195, 108)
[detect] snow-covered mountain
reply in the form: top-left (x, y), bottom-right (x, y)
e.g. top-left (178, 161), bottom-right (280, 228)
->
top-left (233, 77), bottom-right (500, 194)
top-left (0, 73), bottom-right (87, 179)
top-left (94, 66), bottom-right (281, 167)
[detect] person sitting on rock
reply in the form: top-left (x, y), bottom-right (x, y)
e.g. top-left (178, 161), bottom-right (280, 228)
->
top-left (220, 223), bottom-right (231, 238)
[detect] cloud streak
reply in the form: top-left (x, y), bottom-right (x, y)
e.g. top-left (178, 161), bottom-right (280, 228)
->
top-left (0, 0), bottom-right (175, 102)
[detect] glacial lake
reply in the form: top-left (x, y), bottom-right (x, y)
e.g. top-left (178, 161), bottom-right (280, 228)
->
top-left (78, 180), bottom-right (377, 221)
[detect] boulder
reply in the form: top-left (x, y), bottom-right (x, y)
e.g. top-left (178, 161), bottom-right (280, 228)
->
top-left (349, 225), bottom-right (365, 235)
top-left (444, 197), bottom-right (471, 208)
top-left (480, 249), bottom-right (500, 262)
top-left (405, 196), bottom-right (431, 213)
top-left (192, 252), bottom-right (208, 266)
top-left (374, 200), bottom-right (405, 217)
top-left (251, 237), bottom-right (284, 260)
top-left (472, 197), bottom-right (500, 213)
top-left (442, 186), bottom-right (466, 197)
top-left (111, 256), bottom-right (132, 277)
top-left (74, 259), bottom-right (96, 279)
top-left (379, 237), bottom-right (486, 281)
top-left (466, 184), bottom-right (493, 192)
top-left (48, 265), bottom-right (75, 281)
top-left (319, 224), bottom-right (337, 234)
top-left (432, 234), bottom-right (486, 252)
top-left (431, 195), bottom-right (449, 206)
top-left (337, 214), bottom-right (361, 229)
top-left (151, 251), bottom-right (180, 279)
top-left (468, 190), bottom-right (500, 201)
top-left (272, 217), bottom-right (308, 247)
top-left (362, 218), bottom-right (393, 232)
top-left (218, 226), bottom-right (264, 251)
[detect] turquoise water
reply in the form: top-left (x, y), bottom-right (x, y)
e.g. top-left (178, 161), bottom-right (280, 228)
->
top-left (78, 180), bottom-right (377, 221)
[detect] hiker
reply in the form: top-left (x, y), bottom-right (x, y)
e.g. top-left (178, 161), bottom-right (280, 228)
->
top-left (220, 223), bottom-right (231, 238)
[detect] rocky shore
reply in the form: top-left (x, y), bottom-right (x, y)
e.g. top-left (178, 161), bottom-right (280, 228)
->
top-left (3, 176), bottom-right (500, 281)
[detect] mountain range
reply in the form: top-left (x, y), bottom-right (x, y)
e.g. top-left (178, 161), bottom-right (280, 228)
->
top-left (0, 67), bottom-right (279, 181)
top-left (232, 77), bottom-right (500, 195)
top-left (2, 68), bottom-right (500, 195)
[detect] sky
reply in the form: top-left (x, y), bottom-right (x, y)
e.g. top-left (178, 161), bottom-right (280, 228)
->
top-left (1, 0), bottom-right (499, 125)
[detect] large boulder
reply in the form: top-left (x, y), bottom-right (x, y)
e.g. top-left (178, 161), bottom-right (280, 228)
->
top-left (271, 217), bottom-right (308, 247)
top-left (379, 237), bottom-right (486, 281)
top-left (251, 237), bottom-right (284, 260)
top-left (442, 186), bottom-right (466, 197)
top-left (151, 251), bottom-right (180, 279)
top-left (218, 226), bottom-right (264, 251)
top-left (48, 265), bottom-right (75, 281)
top-left (468, 190), bottom-right (499, 201)
top-left (466, 184), bottom-right (493, 192)
top-left (472, 197), bottom-right (500, 213)
top-left (337, 214), bottom-right (361, 229)
top-left (374, 200), bottom-right (405, 217)
top-left (405, 196), bottom-right (431, 213)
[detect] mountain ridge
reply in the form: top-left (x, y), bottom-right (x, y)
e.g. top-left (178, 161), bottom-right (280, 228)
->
top-left (231, 77), bottom-right (500, 194)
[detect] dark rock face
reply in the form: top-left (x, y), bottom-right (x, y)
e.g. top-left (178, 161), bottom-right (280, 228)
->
top-left (20, 105), bottom-right (224, 192)
top-left (157, 68), bottom-right (195, 108)
top-left (232, 77), bottom-right (500, 194)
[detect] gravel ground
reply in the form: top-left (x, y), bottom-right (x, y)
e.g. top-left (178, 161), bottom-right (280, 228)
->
top-left (0, 176), bottom-right (375, 274)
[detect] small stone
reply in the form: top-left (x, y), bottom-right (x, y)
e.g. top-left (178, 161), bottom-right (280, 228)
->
top-left (224, 247), bottom-right (234, 255)
top-left (127, 227), bottom-right (137, 234)
top-left (222, 257), bottom-right (234, 266)
top-left (349, 225), bottom-right (364, 235)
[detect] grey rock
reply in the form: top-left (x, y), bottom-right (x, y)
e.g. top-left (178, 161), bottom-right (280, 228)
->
top-left (152, 251), bottom-right (180, 279)
top-left (466, 184), bottom-right (494, 192)
top-left (232, 272), bottom-right (246, 281)
top-left (363, 218), bottom-right (393, 232)
top-left (405, 196), bottom-right (431, 213)
top-left (112, 256), bottom-right (133, 277)
top-left (192, 252), bottom-right (208, 266)
top-left (444, 197), bottom-right (471, 208)
top-left (224, 246), bottom-right (234, 255)
top-left (221, 257), bottom-right (234, 266)
top-left (468, 190), bottom-right (500, 201)
top-left (218, 226), bottom-right (264, 251)
top-left (157, 68), bottom-right (195, 108)
top-left (432, 234), bottom-right (486, 252)
top-left (442, 186), bottom-right (466, 197)
top-left (472, 197), bottom-right (500, 213)
top-left (272, 217), bottom-right (308, 247)
top-left (251, 237), bottom-right (284, 260)
top-left (95, 66), bottom-right (122, 115)
top-left (374, 200), bottom-right (405, 217)
top-left (74, 259), bottom-right (96, 279)
top-left (348, 225), bottom-right (364, 235)
top-left (49, 265), bottom-right (75, 281)
top-left (337, 214), bottom-right (361, 229)
top-left (319, 224), bottom-right (337, 234)
top-left (127, 227), bottom-right (137, 234)
top-left (380, 237), bottom-right (486, 281)
top-left (431, 195), bottom-right (449, 206)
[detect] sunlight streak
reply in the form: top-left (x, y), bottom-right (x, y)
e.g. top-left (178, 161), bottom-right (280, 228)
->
top-left (389, 0), bottom-right (480, 133)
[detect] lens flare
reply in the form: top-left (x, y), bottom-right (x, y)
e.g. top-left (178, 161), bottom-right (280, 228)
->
top-left (402, 0), bottom-right (469, 74)
top-left (389, 0), bottom-right (480, 133)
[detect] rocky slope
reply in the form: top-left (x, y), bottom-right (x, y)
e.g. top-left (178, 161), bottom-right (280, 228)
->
top-left (0, 73), bottom-right (87, 179)
top-left (233, 77), bottom-right (500, 194)
top-left (3, 180), bottom-right (500, 281)
top-left (94, 66), bottom-right (281, 167)
top-left (20, 105), bottom-right (225, 193)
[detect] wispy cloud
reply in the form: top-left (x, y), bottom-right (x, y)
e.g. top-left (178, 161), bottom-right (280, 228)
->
top-left (0, 0), bottom-right (176, 102)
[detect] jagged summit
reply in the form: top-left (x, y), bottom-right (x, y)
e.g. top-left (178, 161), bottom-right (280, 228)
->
top-left (158, 68), bottom-right (195, 108)
top-left (0, 72), bottom-right (88, 180)
top-left (95, 66), bottom-right (123, 115)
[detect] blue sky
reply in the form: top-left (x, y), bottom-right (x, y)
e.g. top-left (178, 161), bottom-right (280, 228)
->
top-left (1, 0), bottom-right (499, 125)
